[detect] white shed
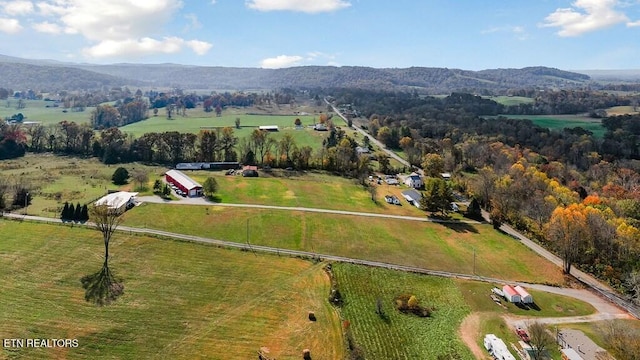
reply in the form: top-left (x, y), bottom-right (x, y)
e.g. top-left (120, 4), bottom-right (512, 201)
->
top-left (514, 285), bottom-right (533, 304)
top-left (95, 191), bottom-right (138, 213)
top-left (502, 285), bottom-right (521, 303)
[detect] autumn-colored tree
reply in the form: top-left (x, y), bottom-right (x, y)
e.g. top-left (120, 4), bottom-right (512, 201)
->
top-left (546, 204), bottom-right (589, 274)
top-left (421, 153), bottom-right (445, 177)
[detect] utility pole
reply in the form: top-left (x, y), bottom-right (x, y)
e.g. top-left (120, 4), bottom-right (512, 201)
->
top-left (246, 218), bottom-right (256, 257)
top-left (24, 191), bottom-right (29, 217)
top-left (473, 247), bottom-right (476, 275)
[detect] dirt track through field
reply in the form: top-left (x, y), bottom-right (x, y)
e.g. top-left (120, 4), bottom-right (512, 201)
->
top-left (458, 313), bottom-right (490, 360)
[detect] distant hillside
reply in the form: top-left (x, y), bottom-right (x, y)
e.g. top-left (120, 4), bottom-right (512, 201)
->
top-left (0, 62), bottom-right (143, 91)
top-left (0, 54), bottom-right (593, 93)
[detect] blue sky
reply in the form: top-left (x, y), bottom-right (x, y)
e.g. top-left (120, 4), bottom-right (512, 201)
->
top-left (1, 0), bottom-right (639, 70)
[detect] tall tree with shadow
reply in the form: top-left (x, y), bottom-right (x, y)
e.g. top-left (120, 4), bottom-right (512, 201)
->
top-left (81, 204), bottom-right (124, 305)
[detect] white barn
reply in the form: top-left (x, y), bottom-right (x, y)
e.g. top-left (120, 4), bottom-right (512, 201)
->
top-left (514, 285), bottom-right (533, 304)
top-left (95, 191), bottom-right (138, 213)
top-left (502, 285), bottom-right (522, 303)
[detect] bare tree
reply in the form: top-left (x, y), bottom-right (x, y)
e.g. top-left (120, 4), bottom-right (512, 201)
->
top-left (528, 322), bottom-right (554, 360)
top-left (130, 169), bottom-right (149, 191)
top-left (81, 204), bottom-right (124, 305)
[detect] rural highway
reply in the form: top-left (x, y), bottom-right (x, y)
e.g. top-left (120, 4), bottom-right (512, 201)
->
top-left (325, 98), bottom-right (413, 170)
top-left (1, 212), bottom-right (634, 321)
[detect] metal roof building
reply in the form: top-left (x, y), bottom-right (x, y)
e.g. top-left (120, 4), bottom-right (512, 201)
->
top-left (165, 169), bottom-right (203, 197)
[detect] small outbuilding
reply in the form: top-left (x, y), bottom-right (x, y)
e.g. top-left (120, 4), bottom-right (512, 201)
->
top-left (514, 285), bottom-right (533, 304)
top-left (502, 285), bottom-right (522, 303)
top-left (259, 125), bottom-right (279, 132)
top-left (95, 191), bottom-right (138, 213)
top-left (165, 169), bottom-right (203, 197)
top-left (401, 189), bottom-right (422, 208)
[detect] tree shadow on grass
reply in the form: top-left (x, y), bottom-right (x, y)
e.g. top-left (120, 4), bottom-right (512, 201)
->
top-left (81, 262), bottom-right (124, 306)
top-left (439, 221), bottom-right (479, 233)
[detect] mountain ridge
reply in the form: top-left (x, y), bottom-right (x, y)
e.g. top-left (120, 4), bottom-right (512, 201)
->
top-left (0, 54), bottom-right (599, 93)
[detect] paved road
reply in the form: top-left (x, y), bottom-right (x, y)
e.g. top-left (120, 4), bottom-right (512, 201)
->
top-left (326, 99), bottom-right (413, 170)
top-left (137, 195), bottom-right (481, 224)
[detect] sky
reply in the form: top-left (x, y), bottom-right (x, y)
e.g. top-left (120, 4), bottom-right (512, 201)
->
top-left (0, 0), bottom-right (639, 70)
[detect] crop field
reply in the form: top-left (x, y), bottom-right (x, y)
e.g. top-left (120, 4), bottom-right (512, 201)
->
top-left (122, 203), bottom-right (565, 284)
top-left (606, 105), bottom-right (639, 116)
top-left (0, 220), bottom-right (344, 360)
top-left (332, 263), bottom-right (473, 359)
top-left (0, 154), bottom-right (167, 218)
top-left (497, 114), bottom-right (606, 137)
top-left (0, 99), bottom-right (94, 126)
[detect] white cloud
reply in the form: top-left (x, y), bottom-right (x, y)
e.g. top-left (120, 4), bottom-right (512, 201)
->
top-left (481, 25), bottom-right (529, 40)
top-left (32, 20), bottom-right (61, 34)
top-left (83, 36), bottom-right (212, 58)
top-left (186, 40), bottom-right (212, 55)
top-left (541, 0), bottom-right (629, 36)
top-left (628, 19), bottom-right (640, 27)
top-left (1, 0), bottom-right (34, 16)
top-left (16, 0), bottom-right (213, 59)
top-left (183, 13), bottom-right (201, 32)
top-left (246, 0), bottom-right (351, 13)
top-left (0, 17), bottom-right (21, 33)
top-left (260, 55), bottom-right (304, 68)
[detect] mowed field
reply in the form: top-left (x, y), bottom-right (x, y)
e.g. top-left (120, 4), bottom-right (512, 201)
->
top-left (0, 100), bottom-right (95, 126)
top-left (122, 203), bottom-right (565, 284)
top-left (497, 114), bottom-right (606, 137)
top-left (184, 170), bottom-right (427, 217)
top-left (0, 220), bottom-right (344, 360)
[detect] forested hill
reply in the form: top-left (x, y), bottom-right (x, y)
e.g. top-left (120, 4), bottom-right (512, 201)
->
top-left (0, 62), bottom-right (144, 91)
top-left (0, 54), bottom-right (591, 93)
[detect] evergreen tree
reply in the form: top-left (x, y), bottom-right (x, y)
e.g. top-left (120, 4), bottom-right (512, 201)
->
top-left (81, 204), bottom-right (89, 222)
top-left (68, 203), bottom-right (75, 220)
top-left (74, 202), bottom-right (82, 221)
top-left (61, 202), bottom-right (69, 220)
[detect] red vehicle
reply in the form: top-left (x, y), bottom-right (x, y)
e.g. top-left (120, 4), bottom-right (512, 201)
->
top-left (516, 328), bottom-right (530, 343)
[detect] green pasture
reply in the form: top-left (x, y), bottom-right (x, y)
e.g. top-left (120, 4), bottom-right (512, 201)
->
top-left (0, 220), bottom-right (344, 360)
top-left (122, 203), bottom-right (565, 284)
top-left (0, 154), bottom-right (168, 218)
top-left (0, 99), bottom-right (94, 126)
top-left (457, 280), bottom-right (595, 317)
top-left (487, 96), bottom-right (535, 106)
top-left (184, 170), bottom-right (425, 217)
top-left (496, 114), bottom-right (606, 137)
top-left (333, 263), bottom-right (473, 359)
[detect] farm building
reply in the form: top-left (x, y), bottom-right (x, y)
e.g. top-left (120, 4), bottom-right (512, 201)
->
top-left (404, 172), bottom-right (424, 188)
top-left (514, 285), bottom-right (533, 304)
top-left (401, 189), bottom-right (422, 208)
top-left (242, 165), bottom-right (259, 177)
top-left (259, 125), bottom-right (279, 132)
top-left (95, 191), bottom-right (138, 213)
top-left (502, 285), bottom-right (522, 303)
top-left (165, 170), bottom-right (203, 197)
top-left (484, 334), bottom-right (516, 360)
top-left (175, 162), bottom-right (240, 171)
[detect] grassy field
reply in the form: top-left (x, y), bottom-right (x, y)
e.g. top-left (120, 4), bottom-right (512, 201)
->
top-left (487, 96), bottom-right (535, 106)
top-left (332, 263), bottom-right (473, 359)
top-left (184, 170), bottom-right (426, 217)
top-left (0, 100), bottom-right (94, 126)
top-left (0, 220), bottom-right (344, 360)
top-left (497, 114), bottom-right (606, 137)
top-left (457, 280), bottom-right (595, 317)
top-left (122, 203), bottom-right (565, 284)
top-left (0, 154), bottom-right (168, 218)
